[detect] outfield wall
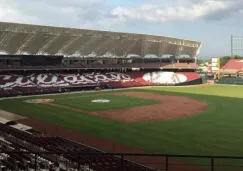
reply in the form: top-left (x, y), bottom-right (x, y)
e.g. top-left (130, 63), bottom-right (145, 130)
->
top-left (217, 77), bottom-right (243, 85)
top-left (175, 78), bottom-right (203, 86)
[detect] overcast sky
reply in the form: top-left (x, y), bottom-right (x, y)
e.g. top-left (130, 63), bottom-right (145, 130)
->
top-left (1, 0), bottom-right (243, 59)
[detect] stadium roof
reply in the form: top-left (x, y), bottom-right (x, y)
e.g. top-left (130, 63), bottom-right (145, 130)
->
top-left (0, 22), bottom-right (201, 58)
top-left (220, 59), bottom-right (243, 73)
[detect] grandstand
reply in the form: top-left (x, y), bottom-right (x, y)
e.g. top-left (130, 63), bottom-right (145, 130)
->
top-left (0, 22), bottom-right (203, 170)
top-left (0, 22), bottom-right (202, 97)
top-left (0, 120), bottom-right (157, 171)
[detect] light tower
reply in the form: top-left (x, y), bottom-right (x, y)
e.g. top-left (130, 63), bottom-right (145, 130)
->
top-left (231, 35), bottom-right (243, 57)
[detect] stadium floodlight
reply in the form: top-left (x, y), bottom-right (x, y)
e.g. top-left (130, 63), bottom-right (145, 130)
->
top-left (231, 35), bottom-right (243, 57)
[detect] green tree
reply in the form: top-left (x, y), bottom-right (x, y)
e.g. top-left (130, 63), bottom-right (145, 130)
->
top-left (197, 59), bottom-right (205, 65)
top-left (233, 55), bottom-right (243, 59)
top-left (220, 56), bottom-right (231, 67)
top-left (219, 55), bottom-right (243, 68)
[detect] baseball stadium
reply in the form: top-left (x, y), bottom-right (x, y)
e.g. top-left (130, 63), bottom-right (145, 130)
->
top-left (0, 22), bottom-right (243, 171)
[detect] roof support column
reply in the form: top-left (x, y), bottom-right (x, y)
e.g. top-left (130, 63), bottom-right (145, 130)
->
top-left (58, 36), bottom-right (81, 54)
top-left (0, 32), bottom-right (12, 50)
top-left (123, 40), bottom-right (138, 57)
top-left (141, 39), bottom-right (146, 57)
top-left (176, 46), bottom-right (183, 63)
top-left (37, 34), bottom-right (61, 54)
top-left (93, 37), bottom-right (113, 55)
top-left (76, 36), bottom-right (95, 54)
top-left (16, 34), bottom-right (37, 54)
top-left (194, 43), bottom-right (202, 64)
top-left (159, 42), bottom-right (167, 57)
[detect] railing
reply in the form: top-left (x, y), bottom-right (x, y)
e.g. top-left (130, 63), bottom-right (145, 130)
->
top-left (0, 62), bottom-right (197, 71)
top-left (1, 151), bottom-right (243, 171)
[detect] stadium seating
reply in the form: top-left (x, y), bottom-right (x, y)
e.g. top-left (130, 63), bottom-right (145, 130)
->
top-left (0, 89), bottom-right (9, 96)
top-left (27, 73), bottom-right (69, 87)
top-left (177, 72), bottom-right (200, 82)
top-left (0, 71), bottom-right (200, 96)
top-left (174, 63), bottom-right (190, 68)
top-left (129, 72), bottom-right (149, 86)
top-left (0, 123), bottom-right (155, 171)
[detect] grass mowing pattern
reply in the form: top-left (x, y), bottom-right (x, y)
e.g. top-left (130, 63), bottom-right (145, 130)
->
top-left (1, 85), bottom-right (243, 168)
top-left (53, 94), bottom-right (158, 111)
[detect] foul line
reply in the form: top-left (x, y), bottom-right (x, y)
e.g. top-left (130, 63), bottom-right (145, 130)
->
top-left (45, 103), bottom-right (91, 114)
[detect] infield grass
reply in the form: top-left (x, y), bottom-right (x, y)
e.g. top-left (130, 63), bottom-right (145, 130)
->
top-left (53, 94), bottom-right (158, 111)
top-left (1, 85), bottom-right (243, 169)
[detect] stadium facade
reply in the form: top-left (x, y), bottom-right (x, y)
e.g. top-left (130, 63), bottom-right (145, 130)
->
top-left (0, 22), bottom-right (203, 97)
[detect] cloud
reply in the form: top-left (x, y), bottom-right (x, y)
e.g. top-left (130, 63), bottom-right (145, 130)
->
top-left (0, 0), bottom-right (38, 24)
top-left (111, 0), bottom-right (243, 23)
top-left (0, 0), bottom-right (242, 29)
top-left (0, 0), bottom-right (114, 29)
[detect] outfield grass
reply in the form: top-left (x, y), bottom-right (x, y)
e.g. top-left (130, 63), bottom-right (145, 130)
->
top-left (1, 85), bottom-right (243, 167)
top-left (150, 84), bottom-right (243, 98)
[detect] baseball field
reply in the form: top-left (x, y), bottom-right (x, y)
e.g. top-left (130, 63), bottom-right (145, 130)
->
top-left (1, 84), bottom-right (243, 169)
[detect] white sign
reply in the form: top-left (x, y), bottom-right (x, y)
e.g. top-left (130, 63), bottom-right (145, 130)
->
top-left (91, 99), bottom-right (110, 103)
top-left (211, 57), bottom-right (219, 72)
top-left (143, 72), bottom-right (187, 84)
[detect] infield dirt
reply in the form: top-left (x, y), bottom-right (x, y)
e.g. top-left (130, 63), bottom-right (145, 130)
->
top-left (45, 92), bottom-right (208, 123)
